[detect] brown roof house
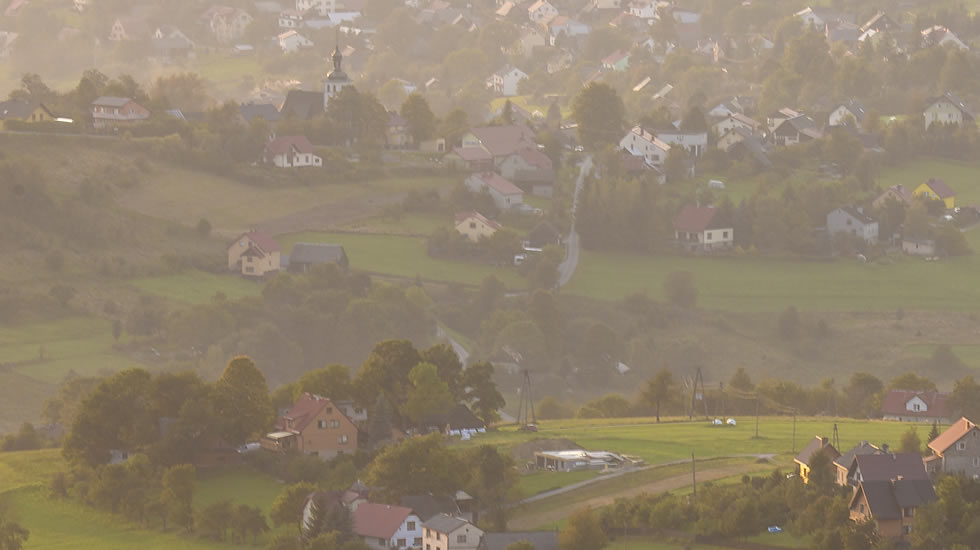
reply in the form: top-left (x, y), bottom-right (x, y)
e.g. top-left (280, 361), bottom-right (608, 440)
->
top-left (872, 184), bottom-right (914, 210)
top-left (498, 148), bottom-right (555, 195)
top-left (881, 390), bottom-right (952, 424)
top-left (794, 436), bottom-right (840, 484)
top-left (352, 502), bottom-right (423, 550)
top-left (833, 441), bottom-right (882, 486)
top-left (464, 172), bottom-right (524, 210)
top-left (261, 393), bottom-right (359, 459)
top-left (849, 478), bottom-right (936, 538)
top-left (264, 136), bottom-right (322, 168)
top-left (91, 96), bottom-right (150, 130)
top-left (925, 417), bottom-right (980, 478)
top-left (846, 452), bottom-right (929, 485)
top-left (672, 205), bottom-right (734, 252)
top-left (460, 124), bottom-right (537, 166)
top-left (423, 514), bottom-right (484, 550)
top-left (444, 147), bottom-right (494, 172)
top-left (228, 230), bottom-right (280, 278)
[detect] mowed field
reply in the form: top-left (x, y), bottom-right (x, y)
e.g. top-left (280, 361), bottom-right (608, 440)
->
top-left (278, 232), bottom-right (526, 288)
top-left (131, 271), bottom-right (263, 305)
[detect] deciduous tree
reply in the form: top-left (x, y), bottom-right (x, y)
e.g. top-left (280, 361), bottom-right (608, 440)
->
top-left (572, 83), bottom-right (625, 151)
top-left (642, 369), bottom-right (674, 422)
top-left (213, 356), bottom-right (273, 446)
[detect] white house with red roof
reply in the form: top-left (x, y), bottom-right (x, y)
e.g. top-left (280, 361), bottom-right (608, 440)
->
top-left (672, 205), bottom-right (733, 251)
top-left (227, 230), bottom-right (281, 277)
top-left (353, 502), bottom-right (423, 550)
top-left (454, 211), bottom-right (501, 242)
top-left (620, 126), bottom-right (671, 167)
top-left (881, 389), bottom-right (952, 424)
top-left (465, 172), bottom-right (525, 210)
top-left (264, 136), bottom-right (322, 168)
top-left (925, 417), bottom-right (980, 478)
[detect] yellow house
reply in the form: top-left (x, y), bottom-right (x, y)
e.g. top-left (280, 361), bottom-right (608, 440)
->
top-left (228, 230), bottom-right (280, 277)
top-left (794, 436), bottom-right (840, 484)
top-left (454, 211), bottom-right (501, 242)
top-left (0, 100), bottom-right (55, 123)
top-left (914, 178), bottom-right (955, 208)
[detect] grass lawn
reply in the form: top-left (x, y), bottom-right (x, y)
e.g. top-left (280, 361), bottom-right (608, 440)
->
top-left (879, 158), bottom-right (980, 206)
top-left (0, 449), bottom-right (65, 493)
top-left (613, 538), bottom-right (729, 550)
top-left (566, 248), bottom-right (980, 312)
top-left (278, 232), bottom-right (525, 287)
top-left (131, 271), bottom-right (263, 305)
top-left (518, 470), bottom-right (599, 498)
top-left (341, 212), bottom-right (450, 235)
top-left (195, 469), bottom-right (284, 515)
top-left (747, 532), bottom-right (810, 548)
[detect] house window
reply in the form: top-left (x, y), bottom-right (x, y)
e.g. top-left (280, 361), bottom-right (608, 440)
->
top-left (859, 503), bottom-right (865, 514)
top-left (457, 535), bottom-right (467, 544)
top-left (318, 420), bottom-right (327, 429)
top-left (397, 539), bottom-right (406, 547)
top-left (338, 434), bottom-right (349, 444)
top-left (904, 525), bottom-right (913, 535)
top-left (913, 403), bottom-right (921, 411)
top-left (245, 266), bottom-right (254, 273)
top-left (470, 222), bottom-right (476, 229)
top-left (958, 441), bottom-right (967, 451)
top-left (426, 545), bottom-right (431, 550)
top-left (706, 232), bottom-right (712, 240)
top-left (723, 231), bottom-right (729, 238)
top-left (379, 538), bottom-right (387, 546)
top-left (973, 457), bottom-right (979, 467)
top-left (414, 538), bottom-right (423, 546)
top-left (436, 533), bottom-right (441, 541)
top-left (407, 522), bottom-right (415, 531)
top-left (903, 507), bottom-right (914, 518)
top-left (326, 407), bottom-right (332, 413)
top-left (330, 419), bottom-right (340, 428)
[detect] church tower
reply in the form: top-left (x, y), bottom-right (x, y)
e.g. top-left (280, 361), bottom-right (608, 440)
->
top-left (323, 30), bottom-right (352, 111)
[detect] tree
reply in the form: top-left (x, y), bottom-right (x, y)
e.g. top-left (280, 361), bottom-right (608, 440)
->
top-left (642, 369), bottom-right (674, 422)
top-left (213, 356), bottom-right (273, 445)
top-left (400, 93), bottom-right (436, 145)
top-left (664, 271), bottom-right (697, 308)
top-left (888, 373), bottom-right (937, 392)
top-left (0, 508), bottom-right (29, 550)
top-left (927, 422), bottom-right (940, 448)
top-left (729, 368), bottom-right (754, 391)
top-left (400, 362), bottom-right (454, 426)
top-left (463, 445), bottom-right (518, 531)
top-left (270, 482), bottom-right (316, 535)
top-left (367, 393), bottom-right (394, 448)
top-left (439, 108), bottom-right (469, 146)
top-left (571, 82), bottom-right (625, 150)
top-left (899, 426), bottom-right (922, 455)
top-left (150, 73), bottom-right (213, 112)
top-left (420, 344), bottom-right (464, 400)
top-left (196, 500), bottom-right (234, 541)
top-left (807, 449), bottom-right (835, 492)
top-left (462, 361), bottom-right (505, 425)
top-left (500, 100), bottom-right (514, 124)
top-left (680, 105), bottom-right (707, 132)
top-left (949, 376), bottom-right (980, 422)
top-left (352, 340), bottom-right (422, 415)
top-left (844, 372), bottom-right (883, 418)
top-left (295, 364), bottom-right (352, 402)
top-left (364, 434), bottom-right (464, 501)
top-left (559, 507), bottom-right (607, 550)
top-left (161, 464), bottom-right (196, 532)
top-left (231, 505), bottom-right (268, 544)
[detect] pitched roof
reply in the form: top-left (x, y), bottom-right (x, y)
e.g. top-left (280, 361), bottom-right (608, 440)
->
top-left (876, 184), bottom-right (913, 205)
top-left (928, 417), bottom-right (978, 454)
top-left (836, 205), bottom-right (876, 225)
top-left (516, 148), bottom-right (553, 170)
top-left (881, 389), bottom-right (951, 419)
top-left (352, 503), bottom-right (414, 539)
top-left (854, 479), bottom-right (936, 520)
top-left (672, 205), bottom-right (728, 233)
top-left (240, 103), bottom-right (281, 122)
top-left (480, 532), bottom-right (560, 550)
top-left (794, 436), bottom-right (840, 466)
top-left (236, 230), bottom-right (280, 253)
top-left (929, 92), bottom-right (975, 120)
top-left (468, 125), bottom-right (536, 157)
top-left (601, 49), bottom-right (628, 65)
top-left (266, 135), bottom-right (315, 155)
top-left (921, 178), bottom-right (955, 199)
top-left (455, 211), bottom-right (502, 230)
top-left (399, 495), bottom-right (460, 522)
top-left (835, 99), bottom-right (867, 123)
top-left (0, 100), bottom-right (41, 120)
top-left (280, 89), bottom-right (324, 120)
top-left (423, 513), bottom-right (471, 533)
top-left (853, 453), bottom-right (929, 482)
top-left (452, 147), bottom-right (493, 162)
top-left (93, 96), bottom-right (135, 107)
top-left (276, 393), bottom-right (341, 433)
top-left (834, 441), bottom-right (881, 469)
top-left (425, 403), bottom-right (486, 431)
top-left (290, 243), bottom-right (347, 265)
top-left (475, 172), bottom-right (523, 196)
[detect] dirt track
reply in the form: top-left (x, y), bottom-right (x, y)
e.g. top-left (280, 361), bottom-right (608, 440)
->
top-left (508, 462), bottom-right (761, 530)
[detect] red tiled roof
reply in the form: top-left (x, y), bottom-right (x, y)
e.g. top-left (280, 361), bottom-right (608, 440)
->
top-left (455, 210), bottom-right (502, 229)
top-left (452, 147), bottom-right (492, 162)
top-left (923, 178), bottom-right (955, 199)
top-left (265, 135), bottom-right (315, 155)
top-left (352, 503), bottom-right (414, 539)
top-left (673, 205), bottom-right (726, 233)
top-left (276, 393), bottom-right (336, 433)
top-left (476, 172), bottom-right (523, 195)
top-left (881, 389), bottom-right (950, 420)
top-left (517, 148), bottom-right (553, 170)
top-left (929, 417), bottom-right (978, 454)
top-left (238, 230), bottom-right (280, 253)
top-left (601, 49), bottom-right (627, 65)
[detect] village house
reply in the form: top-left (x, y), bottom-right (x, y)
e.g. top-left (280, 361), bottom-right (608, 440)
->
top-left (152, 26), bottom-right (196, 58)
top-left (872, 184), bottom-right (913, 209)
top-left (672, 205), bottom-right (734, 252)
top-left (201, 5), bottom-right (254, 44)
top-left (444, 147), bottom-right (494, 171)
top-left (280, 90), bottom-right (325, 120)
top-left (794, 436), bottom-right (840, 484)
top-left (719, 128), bottom-right (772, 168)
top-left (264, 136), bottom-right (322, 168)
top-left (794, 6), bottom-right (844, 28)
top-left (860, 11), bottom-right (898, 34)
top-left (921, 25), bottom-right (968, 51)
top-left (846, 452), bottom-right (929, 485)
top-left (712, 113), bottom-right (762, 137)
top-left (108, 16), bottom-right (150, 41)
top-left (766, 107), bottom-right (803, 130)
top-left (620, 126), bottom-right (671, 167)
top-left (454, 211), bottom-right (501, 242)
top-left (914, 178), bottom-right (956, 208)
top-left (881, 389), bottom-right (952, 424)
top-left (279, 9), bottom-right (304, 28)
top-left (601, 50), bottom-right (630, 72)
top-left (261, 393), bottom-right (359, 459)
top-left (240, 103), bottom-right (281, 123)
top-left (924, 92), bottom-right (975, 130)
top-left (479, 532), bottom-right (559, 550)
top-left (91, 96), bottom-right (150, 130)
top-left (628, 0), bottom-right (659, 20)
top-left (287, 243), bottom-right (349, 272)
top-left (227, 230), bottom-right (281, 277)
top-left (526, 0), bottom-right (558, 24)
top-left (353, 503), bottom-right (423, 550)
top-left (548, 16), bottom-right (589, 44)
top-left (849, 478), bottom-right (935, 538)
top-left (423, 515), bottom-right (483, 550)
top-left (518, 27), bottom-right (547, 56)
top-left (656, 128), bottom-right (708, 158)
top-left (535, 449), bottom-right (630, 471)
top-left (769, 115), bottom-right (822, 146)
top-left (486, 65), bottom-right (528, 97)
top-left (829, 100), bottom-right (868, 129)
top-left (460, 124), bottom-right (537, 165)
top-left (827, 205), bottom-right (878, 245)
top-left (833, 441), bottom-right (881, 486)
top-left (424, 404), bottom-right (486, 436)
top-left (0, 100), bottom-right (55, 123)
top-left (902, 238), bottom-right (936, 257)
top-left (386, 112), bottom-right (409, 149)
top-left (465, 172), bottom-right (525, 210)
top-left (498, 148), bottom-right (554, 188)
top-left (925, 417), bottom-right (980, 479)
top-left (278, 30), bottom-right (314, 52)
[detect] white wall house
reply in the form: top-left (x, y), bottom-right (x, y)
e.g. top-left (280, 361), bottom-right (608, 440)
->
top-left (264, 136), bottom-right (323, 168)
top-left (279, 30), bottom-right (313, 52)
top-left (826, 206), bottom-right (878, 244)
top-left (352, 503), bottom-right (423, 550)
top-left (620, 126), bottom-right (670, 166)
top-left (656, 129), bottom-right (708, 157)
top-left (828, 101), bottom-right (867, 129)
top-left (487, 65), bottom-right (528, 97)
top-left (924, 92), bottom-right (975, 130)
top-left (465, 172), bottom-right (525, 210)
top-left (297, 0), bottom-right (336, 15)
top-left (712, 113), bottom-right (761, 137)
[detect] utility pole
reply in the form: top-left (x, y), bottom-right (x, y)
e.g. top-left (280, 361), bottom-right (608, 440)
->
top-left (754, 396), bottom-right (760, 439)
top-left (792, 409), bottom-right (797, 453)
top-left (691, 452), bottom-right (697, 499)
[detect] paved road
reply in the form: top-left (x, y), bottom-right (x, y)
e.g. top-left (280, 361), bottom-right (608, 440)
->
top-left (435, 325), bottom-right (470, 365)
top-left (557, 155), bottom-right (592, 287)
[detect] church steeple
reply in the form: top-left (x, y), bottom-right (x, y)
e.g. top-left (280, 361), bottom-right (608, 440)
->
top-left (323, 27), bottom-right (352, 111)
top-left (331, 28), bottom-right (343, 73)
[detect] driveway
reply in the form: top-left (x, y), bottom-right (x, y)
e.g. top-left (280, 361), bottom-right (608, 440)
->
top-left (557, 155), bottom-right (592, 287)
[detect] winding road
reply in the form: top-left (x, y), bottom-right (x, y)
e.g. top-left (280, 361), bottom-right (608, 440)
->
top-left (557, 155), bottom-right (592, 288)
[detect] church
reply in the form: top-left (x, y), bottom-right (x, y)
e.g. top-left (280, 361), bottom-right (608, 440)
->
top-left (279, 35), bottom-right (353, 120)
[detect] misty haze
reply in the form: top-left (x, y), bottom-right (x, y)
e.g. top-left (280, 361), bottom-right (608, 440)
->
top-left (1, 0), bottom-right (980, 548)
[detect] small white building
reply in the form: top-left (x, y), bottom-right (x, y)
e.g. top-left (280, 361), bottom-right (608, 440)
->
top-left (263, 136), bottom-right (322, 167)
top-left (656, 128), bottom-right (708, 157)
top-left (620, 126), bottom-right (671, 166)
top-left (672, 205), bottom-right (734, 252)
top-left (465, 172), bottom-right (525, 210)
top-left (279, 30), bottom-right (313, 52)
top-left (535, 450), bottom-right (630, 471)
top-left (902, 238), bottom-right (936, 256)
top-left (487, 65), bottom-right (529, 97)
top-left (828, 100), bottom-right (867, 129)
top-left (423, 515), bottom-right (483, 550)
top-left (924, 92), bottom-right (975, 130)
top-left (827, 205), bottom-right (878, 245)
top-left (712, 113), bottom-right (762, 137)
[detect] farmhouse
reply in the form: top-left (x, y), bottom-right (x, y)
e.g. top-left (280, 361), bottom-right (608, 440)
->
top-left (498, 149), bottom-right (554, 186)
top-left (881, 389), bottom-right (952, 423)
top-left (914, 178), bottom-right (955, 208)
top-left (833, 441), bottom-right (881, 486)
top-left (769, 115), bottom-right (822, 146)
top-left (849, 478), bottom-right (935, 538)
top-left (91, 96), bottom-right (150, 130)
top-left (872, 185), bottom-right (913, 209)
top-left (712, 113), bottom-right (762, 136)
top-left (924, 417), bottom-right (980, 478)
top-left (464, 172), bottom-right (524, 210)
top-left (423, 515), bottom-right (483, 550)
top-left (444, 147), bottom-right (494, 171)
top-left (454, 211), bottom-right (501, 242)
top-left (352, 503), bottom-right (423, 550)
top-left (263, 136), bottom-right (322, 168)
top-left (847, 453), bottom-right (929, 486)
top-left (261, 393), bottom-right (359, 459)
top-left (534, 449), bottom-right (629, 471)
top-left (827, 205), bottom-right (878, 244)
top-left (487, 65), bottom-right (528, 97)
top-left (672, 205), bottom-right (733, 252)
top-left (228, 230), bottom-right (281, 277)
top-left (0, 100), bottom-right (55, 123)
top-left (461, 125), bottom-right (537, 165)
top-left (794, 436), bottom-right (840, 484)
top-left (287, 243), bottom-right (349, 272)
top-left (829, 99), bottom-right (867, 128)
top-left (656, 128), bottom-right (708, 158)
top-left (923, 92), bottom-right (974, 130)
top-left (620, 126), bottom-right (671, 167)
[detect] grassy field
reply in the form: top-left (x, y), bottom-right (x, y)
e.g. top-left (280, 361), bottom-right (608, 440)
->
top-left (341, 212), bottom-right (450, 235)
top-left (566, 247), bottom-right (980, 311)
top-left (879, 158), bottom-right (980, 206)
top-left (195, 469), bottom-right (284, 515)
top-left (131, 271), bottom-right (262, 305)
top-left (278, 231), bottom-right (526, 287)
top-left (519, 470), bottom-right (599, 498)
